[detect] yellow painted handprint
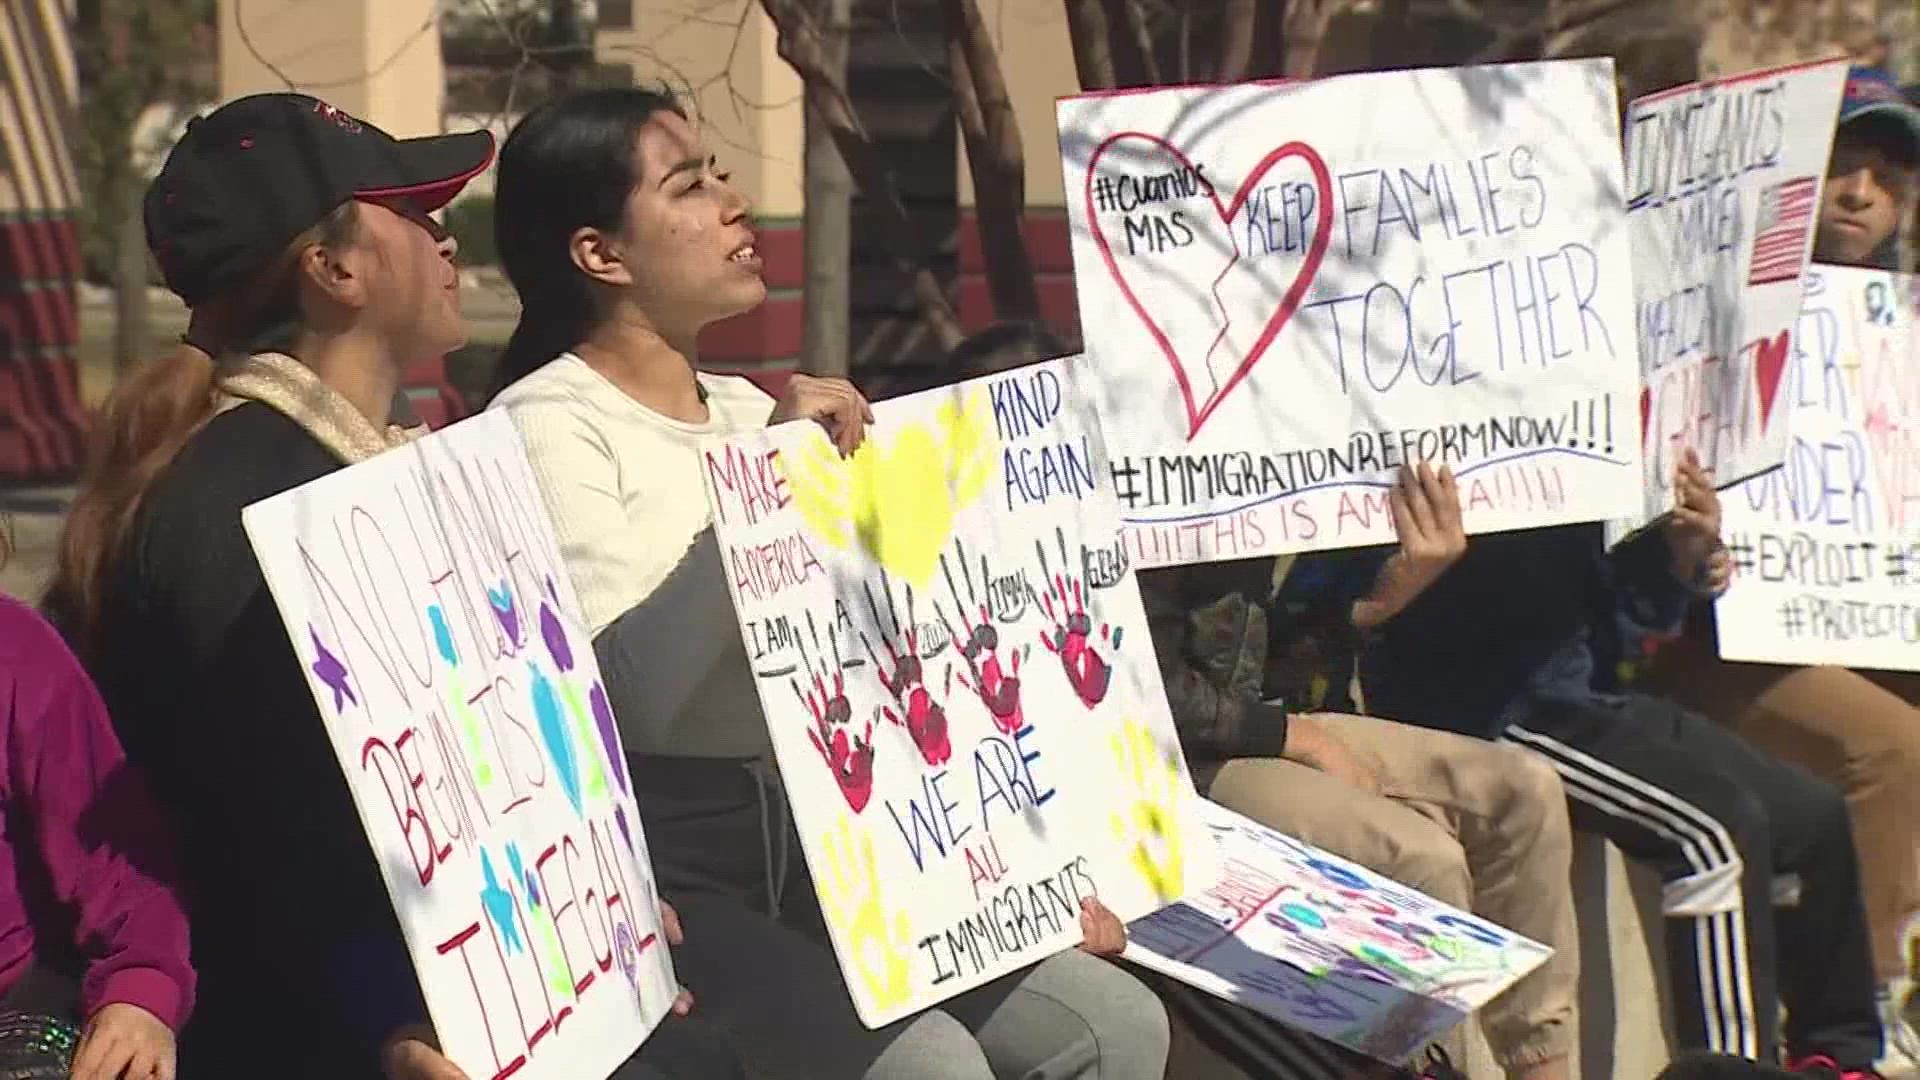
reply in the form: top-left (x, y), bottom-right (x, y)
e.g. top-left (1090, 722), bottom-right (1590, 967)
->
top-left (817, 816), bottom-right (915, 1013)
top-left (1109, 718), bottom-right (1187, 903)
top-left (786, 390), bottom-right (994, 586)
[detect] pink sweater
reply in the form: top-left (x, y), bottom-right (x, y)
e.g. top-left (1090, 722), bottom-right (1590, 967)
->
top-left (0, 596), bottom-right (194, 1029)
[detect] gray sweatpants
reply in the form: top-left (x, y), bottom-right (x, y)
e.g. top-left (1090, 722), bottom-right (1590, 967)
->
top-left (672, 892), bottom-right (1169, 1080)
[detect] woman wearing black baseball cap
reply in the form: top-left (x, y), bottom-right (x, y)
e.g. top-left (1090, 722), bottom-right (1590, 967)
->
top-left (44, 94), bottom-right (741, 1079)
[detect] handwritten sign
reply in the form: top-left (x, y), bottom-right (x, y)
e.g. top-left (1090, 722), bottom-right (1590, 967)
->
top-left (1056, 60), bottom-right (1642, 568)
top-left (1715, 266), bottom-right (1920, 670)
top-left (1625, 59), bottom-right (1848, 522)
top-left (242, 411), bottom-right (676, 1080)
top-left (702, 357), bottom-right (1216, 1026)
top-left (1125, 799), bottom-right (1551, 1064)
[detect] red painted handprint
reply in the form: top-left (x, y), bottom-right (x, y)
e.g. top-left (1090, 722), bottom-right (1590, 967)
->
top-left (1036, 528), bottom-right (1120, 708)
top-left (792, 612), bottom-right (875, 812)
top-left (939, 540), bottom-right (1028, 735)
top-left (861, 577), bottom-right (952, 766)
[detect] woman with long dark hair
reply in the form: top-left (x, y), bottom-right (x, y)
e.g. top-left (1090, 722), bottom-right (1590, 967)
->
top-left (487, 86), bottom-right (1168, 1079)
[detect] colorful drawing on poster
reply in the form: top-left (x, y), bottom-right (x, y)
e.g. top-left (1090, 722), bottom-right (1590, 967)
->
top-left (1057, 60), bottom-right (1644, 569)
top-left (1125, 799), bottom-right (1553, 1065)
top-left (1625, 59), bottom-right (1849, 523)
top-left (242, 411), bottom-right (678, 1080)
top-left (1715, 265), bottom-right (1920, 671)
top-left (860, 575), bottom-right (954, 766)
top-left (703, 356), bottom-right (1217, 1027)
top-left (785, 388), bottom-right (997, 585)
top-left (818, 814), bottom-right (917, 1013)
top-left (1108, 717), bottom-right (1185, 902)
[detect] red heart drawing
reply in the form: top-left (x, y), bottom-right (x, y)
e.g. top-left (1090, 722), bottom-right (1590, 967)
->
top-left (1085, 134), bottom-right (1333, 438)
top-left (1751, 330), bottom-right (1790, 431)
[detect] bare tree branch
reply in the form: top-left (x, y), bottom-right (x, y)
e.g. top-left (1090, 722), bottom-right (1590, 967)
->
top-left (1217, 0), bottom-right (1259, 82)
top-left (1281, 0), bottom-right (1353, 78)
top-left (1467, 0), bottom-right (1651, 63)
top-left (947, 0), bottom-right (1041, 323)
top-left (1103, 0), bottom-right (1161, 85)
top-left (1062, 0), bottom-right (1118, 89)
top-left (233, 0), bottom-right (297, 89)
top-left (758, 0), bottom-right (964, 350)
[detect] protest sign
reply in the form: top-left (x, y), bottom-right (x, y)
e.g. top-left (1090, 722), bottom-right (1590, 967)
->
top-left (703, 356), bottom-right (1215, 1027)
top-left (1715, 265), bottom-right (1920, 670)
top-left (1626, 59), bottom-right (1848, 523)
top-left (1056, 59), bottom-right (1642, 569)
top-left (243, 411), bottom-right (676, 1080)
top-left (1126, 799), bottom-right (1552, 1065)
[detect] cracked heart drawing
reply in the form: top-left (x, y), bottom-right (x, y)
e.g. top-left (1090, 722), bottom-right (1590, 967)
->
top-left (1085, 133), bottom-right (1334, 438)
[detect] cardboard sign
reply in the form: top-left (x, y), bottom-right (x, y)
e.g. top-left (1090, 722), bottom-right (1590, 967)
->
top-left (243, 411), bottom-right (676, 1080)
top-left (1625, 59), bottom-right (1848, 522)
top-left (1056, 60), bottom-right (1642, 569)
top-left (1126, 800), bottom-right (1552, 1064)
top-left (702, 356), bottom-right (1215, 1027)
top-left (1715, 265), bottom-right (1920, 670)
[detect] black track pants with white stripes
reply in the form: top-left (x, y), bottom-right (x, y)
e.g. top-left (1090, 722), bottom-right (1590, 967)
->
top-left (1504, 691), bottom-right (1881, 1069)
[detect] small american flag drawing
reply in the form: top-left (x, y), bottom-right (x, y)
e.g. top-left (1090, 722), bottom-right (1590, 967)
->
top-left (1747, 176), bottom-right (1818, 286)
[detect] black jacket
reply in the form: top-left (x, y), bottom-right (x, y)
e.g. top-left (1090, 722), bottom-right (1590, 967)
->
top-left (78, 403), bottom-right (422, 1075)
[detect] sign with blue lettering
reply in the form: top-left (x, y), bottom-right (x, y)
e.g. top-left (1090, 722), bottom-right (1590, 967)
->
top-left (701, 355), bottom-right (1215, 1026)
top-left (243, 411), bottom-right (679, 1080)
top-left (1125, 800), bottom-right (1552, 1065)
top-left (1715, 265), bottom-right (1920, 670)
top-left (1626, 59), bottom-right (1848, 524)
top-left (1057, 59), bottom-right (1642, 568)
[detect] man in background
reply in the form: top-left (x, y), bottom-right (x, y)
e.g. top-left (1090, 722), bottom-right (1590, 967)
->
top-left (1813, 66), bottom-right (1920, 270)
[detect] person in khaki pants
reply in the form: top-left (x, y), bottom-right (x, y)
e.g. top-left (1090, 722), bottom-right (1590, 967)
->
top-left (1141, 464), bottom-right (1578, 1080)
top-left (926, 323), bottom-right (1576, 1079)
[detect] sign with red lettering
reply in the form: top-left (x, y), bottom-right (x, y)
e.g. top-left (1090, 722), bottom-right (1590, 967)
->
top-left (1125, 799), bottom-right (1551, 1064)
top-left (1715, 266), bottom-right (1920, 669)
top-left (1055, 60), bottom-right (1643, 568)
top-left (702, 357), bottom-right (1216, 1026)
top-left (1625, 59), bottom-right (1848, 523)
top-left (242, 411), bottom-right (676, 1080)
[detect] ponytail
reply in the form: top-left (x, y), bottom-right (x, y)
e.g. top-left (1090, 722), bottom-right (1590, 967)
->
top-left (47, 201), bottom-right (359, 654)
top-left (47, 343), bottom-right (220, 650)
top-left (489, 282), bottom-right (593, 401)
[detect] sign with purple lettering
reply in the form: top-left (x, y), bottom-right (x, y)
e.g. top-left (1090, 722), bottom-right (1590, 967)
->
top-left (1716, 265), bottom-right (1920, 669)
top-left (242, 411), bottom-right (677, 1080)
top-left (701, 356), bottom-right (1215, 1027)
top-left (1056, 59), bottom-right (1642, 569)
top-left (1125, 800), bottom-right (1552, 1065)
top-left (1626, 59), bottom-right (1848, 523)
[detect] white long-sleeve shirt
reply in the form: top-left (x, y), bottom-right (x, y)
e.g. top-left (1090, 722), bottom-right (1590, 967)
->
top-left (492, 353), bottom-right (775, 759)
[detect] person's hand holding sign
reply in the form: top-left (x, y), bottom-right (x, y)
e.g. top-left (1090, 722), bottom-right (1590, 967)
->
top-left (1700, 546), bottom-right (1734, 597)
top-left (770, 373), bottom-right (874, 457)
top-left (660, 899), bottom-right (696, 1017)
top-left (1352, 463), bottom-right (1467, 630)
top-left (381, 1027), bottom-right (469, 1080)
top-left (71, 1002), bottom-right (175, 1080)
top-left (1664, 450), bottom-right (1723, 586)
top-left (1077, 897), bottom-right (1128, 957)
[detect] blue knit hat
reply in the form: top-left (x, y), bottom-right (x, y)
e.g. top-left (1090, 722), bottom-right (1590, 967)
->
top-left (1838, 66), bottom-right (1920, 161)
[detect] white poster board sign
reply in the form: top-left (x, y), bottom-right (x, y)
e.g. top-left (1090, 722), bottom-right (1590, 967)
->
top-left (1626, 60), bottom-right (1848, 522)
top-left (1716, 265), bottom-right (1920, 670)
top-left (1056, 60), bottom-right (1642, 569)
top-left (703, 357), bottom-right (1215, 1027)
top-left (1126, 800), bottom-right (1552, 1064)
top-left (243, 411), bottom-right (676, 1080)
